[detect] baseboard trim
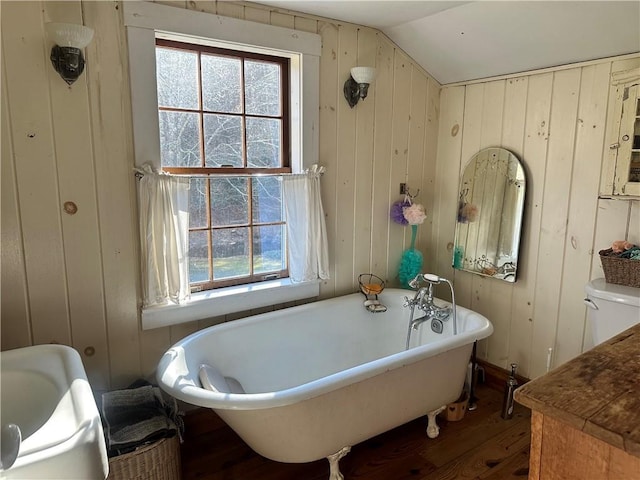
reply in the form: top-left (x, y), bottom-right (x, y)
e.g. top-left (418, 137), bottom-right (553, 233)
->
top-left (477, 359), bottom-right (530, 392)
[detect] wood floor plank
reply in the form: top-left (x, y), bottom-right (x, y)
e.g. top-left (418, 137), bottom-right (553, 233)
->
top-left (419, 390), bottom-right (529, 468)
top-left (422, 417), bottom-right (531, 480)
top-left (478, 443), bottom-right (530, 480)
top-left (181, 383), bottom-right (531, 480)
top-left (421, 405), bottom-right (530, 465)
top-left (341, 419), bottom-right (438, 479)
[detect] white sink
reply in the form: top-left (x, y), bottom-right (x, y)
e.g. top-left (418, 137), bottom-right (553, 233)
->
top-left (0, 345), bottom-right (108, 479)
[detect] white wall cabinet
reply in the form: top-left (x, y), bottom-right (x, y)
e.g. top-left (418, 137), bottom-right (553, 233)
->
top-left (602, 65), bottom-right (640, 197)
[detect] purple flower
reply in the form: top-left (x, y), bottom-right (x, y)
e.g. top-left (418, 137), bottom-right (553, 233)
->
top-left (390, 200), bottom-right (410, 225)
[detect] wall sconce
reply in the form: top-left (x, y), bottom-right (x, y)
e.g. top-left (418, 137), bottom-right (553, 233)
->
top-left (45, 22), bottom-right (94, 85)
top-left (343, 67), bottom-right (376, 108)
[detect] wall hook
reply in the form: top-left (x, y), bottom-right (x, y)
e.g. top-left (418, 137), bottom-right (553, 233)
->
top-left (399, 183), bottom-right (420, 199)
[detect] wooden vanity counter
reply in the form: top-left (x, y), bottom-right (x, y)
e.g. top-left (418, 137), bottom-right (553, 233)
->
top-left (515, 324), bottom-right (640, 479)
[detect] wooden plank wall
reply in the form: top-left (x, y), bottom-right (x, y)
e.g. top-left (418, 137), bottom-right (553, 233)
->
top-left (433, 55), bottom-right (640, 380)
top-left (0, 0), bottom-right (440, 389)
top-left (3, 0), bottom-right (637, 389)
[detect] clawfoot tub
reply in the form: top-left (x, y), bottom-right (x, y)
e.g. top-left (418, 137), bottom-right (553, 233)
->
top-left (157, 288), bottom-right (493, 479)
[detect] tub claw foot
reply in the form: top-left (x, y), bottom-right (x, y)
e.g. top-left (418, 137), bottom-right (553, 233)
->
top-left (327, 446), bottom-right (351, 480)
top-left (426, 405), bottom-right (446, 439)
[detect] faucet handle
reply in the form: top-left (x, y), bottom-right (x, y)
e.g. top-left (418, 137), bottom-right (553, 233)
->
top-left (434, 306), bottom-right (452, 321)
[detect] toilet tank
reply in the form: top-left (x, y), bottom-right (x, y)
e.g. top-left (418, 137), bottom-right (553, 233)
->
top-left (584, 278), bottom-right (640, 345)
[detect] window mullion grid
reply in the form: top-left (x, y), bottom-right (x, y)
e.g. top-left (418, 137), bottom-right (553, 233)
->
top-left (280, 60), bottom-right (287, 168)
top-left (240, 58), bottom-right (247, 169)
top-left (156, 39), bottom-right (291, 290)
top-left (196, 50), bottom-right (205, 168)
top-left (206, 180), bottom-right (214, 284)
top-left (196, 50), bottom-right (214, 284)
top-left (248, 178), bottom-right (255, 280)
top-left (239, 58), bottom-right (255, 279)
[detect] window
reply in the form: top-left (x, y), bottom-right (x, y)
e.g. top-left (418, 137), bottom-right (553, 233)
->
top-left (155, 40), bottom-right (291, 291)
top-left (124, 1), bottom-right (322, 327)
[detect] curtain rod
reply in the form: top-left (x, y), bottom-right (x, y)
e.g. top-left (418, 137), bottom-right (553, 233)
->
top-left (134, 167), bottom-right (325, 180)
top-left (134, 172), bottom-right (325, 180)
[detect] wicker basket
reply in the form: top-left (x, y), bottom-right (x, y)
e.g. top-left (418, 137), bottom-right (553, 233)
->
top-left (107, 436), bottom-right (181, 480)
top-left (599, 248), bottom-right (640, 288)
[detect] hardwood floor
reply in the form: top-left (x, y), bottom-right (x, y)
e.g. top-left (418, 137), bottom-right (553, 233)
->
top-left (181, 383), bottom-right (531, 480)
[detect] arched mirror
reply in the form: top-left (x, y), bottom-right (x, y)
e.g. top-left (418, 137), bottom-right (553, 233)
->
top-left (453, 147), bottom-right (526, 282)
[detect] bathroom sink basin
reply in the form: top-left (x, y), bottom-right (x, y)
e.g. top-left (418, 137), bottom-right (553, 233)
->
top-left (0, 345), bottom-right (108, 479)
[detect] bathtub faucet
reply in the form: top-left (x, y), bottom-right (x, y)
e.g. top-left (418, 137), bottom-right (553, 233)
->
top-left (404, 274), bottom-right (458, 336)
top-left (407, 289), bottom-right (452, 331)
top-left (410, 299), bottom-right (451, 329)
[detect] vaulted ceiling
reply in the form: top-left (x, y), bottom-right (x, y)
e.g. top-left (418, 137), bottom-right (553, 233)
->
top-left (254, 1), bottom-right (640, 84)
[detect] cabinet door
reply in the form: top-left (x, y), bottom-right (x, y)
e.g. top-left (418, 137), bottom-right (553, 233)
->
top-left (613, 82), bottom-right (640, 196)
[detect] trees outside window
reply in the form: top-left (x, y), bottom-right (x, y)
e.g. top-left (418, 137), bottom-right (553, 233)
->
top-left (155, 40), bottom-right (290, 290)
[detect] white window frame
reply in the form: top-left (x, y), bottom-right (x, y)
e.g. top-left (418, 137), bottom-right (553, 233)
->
top-left (124, 1), bottom-right (321, 329)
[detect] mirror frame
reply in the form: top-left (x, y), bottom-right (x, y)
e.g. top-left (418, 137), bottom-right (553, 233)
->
top-left (452, 147), bottom-right (526, 282)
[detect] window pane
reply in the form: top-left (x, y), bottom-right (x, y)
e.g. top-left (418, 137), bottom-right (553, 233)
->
top-left (203, 114), bottom-right (243, 167)
top-left (210, 177), bottom-right (248, 226)
top-left (159, 111), bottom-right (202, 167)
top-left (156, 47), bottom-right (198, 109)
top-left (252, 177), bottom-right (282, 224)
top-left (201, 55), bottom-right (242, 113)
top-left (253, 225), bottom-right (285, 274)
top-left (189, 178), bottom-right (208, 229)
top-left (246, 118), bottom-right (281, 168)
top-left (189, 230), bottom-right (210, 284)
top-left (155, 43), bottom-right (291, 290)
top-left (213, 228), bottom-right (250, 279)
top-left (245, 61), bottom-right (280, 116)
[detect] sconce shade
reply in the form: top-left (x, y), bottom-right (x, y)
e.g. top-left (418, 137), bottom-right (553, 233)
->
top-left (45, 22), bottom-right (94, 49)
top-left (350, 67), bottom-right (376, 84)
top-left (46, 23), bottom-right (94, 85)
top-left (343, 66), bottom-right (376, 108)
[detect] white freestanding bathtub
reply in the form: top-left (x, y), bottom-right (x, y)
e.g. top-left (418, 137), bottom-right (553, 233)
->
top-left (157, 288), bottom-right (493, 478)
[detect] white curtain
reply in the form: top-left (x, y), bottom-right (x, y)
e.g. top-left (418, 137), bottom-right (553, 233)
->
top-left (136, 164), bottom-right (190, 307)
top-left (282, 165), bottom-right (330, 283)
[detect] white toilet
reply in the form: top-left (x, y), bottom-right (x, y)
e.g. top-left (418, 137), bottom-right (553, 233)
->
top-left (584, 278), bottom-right (640, 345)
